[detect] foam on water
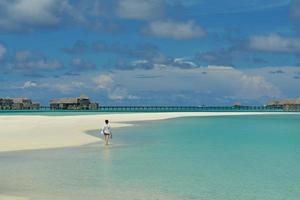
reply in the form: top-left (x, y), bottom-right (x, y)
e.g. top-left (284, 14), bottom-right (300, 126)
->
top-left (0, 115), bottom-right (300, 200)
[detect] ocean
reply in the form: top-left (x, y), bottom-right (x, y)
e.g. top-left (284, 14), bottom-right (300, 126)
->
top-left (0, 114), bottom-right (299, 200)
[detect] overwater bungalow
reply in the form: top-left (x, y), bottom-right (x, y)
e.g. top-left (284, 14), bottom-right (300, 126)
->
top-left (0, 98), bottom-right (14, 110)
top-left (50, 95), bottom-right (99, 110)
top-left (0, 98), bottom-right (40, 110)
top-left (266, 98), bottom-right (300, 111)
top-left (12, 98), bottom-right (32, 110)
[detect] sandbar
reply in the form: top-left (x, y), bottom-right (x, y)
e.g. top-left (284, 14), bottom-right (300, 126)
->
top-left (0, 112), bottom-right (296, 152)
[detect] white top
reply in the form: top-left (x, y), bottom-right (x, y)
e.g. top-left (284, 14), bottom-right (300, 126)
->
top-left (102, 123), bottom-right (111, 134)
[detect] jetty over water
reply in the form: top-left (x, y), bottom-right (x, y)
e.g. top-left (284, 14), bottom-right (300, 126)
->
top-left (11, 105), bottom-right (294, 112)
top-left (1, 96), bottom-right (300, 112)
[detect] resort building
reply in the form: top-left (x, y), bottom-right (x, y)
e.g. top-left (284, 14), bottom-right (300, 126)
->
top-left (233, 102), bottom-right (242, 108)
top-left (0, 98), bottom-right (40, 110)
top-left (0, 98), bottom-right (14, 110)
top-left (12, 98), bottom-right (32, 110)
top-left (50, 95), bottom-right (99, 110)
top-left (266, 98), bottom-right (300, 111)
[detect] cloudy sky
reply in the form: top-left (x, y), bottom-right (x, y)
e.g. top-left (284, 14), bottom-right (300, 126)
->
top-left (0, 0), bottom-right (300, 106)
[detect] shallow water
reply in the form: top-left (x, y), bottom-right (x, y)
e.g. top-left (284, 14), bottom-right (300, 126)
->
top-left (1, 115), bottom-right (300, 200)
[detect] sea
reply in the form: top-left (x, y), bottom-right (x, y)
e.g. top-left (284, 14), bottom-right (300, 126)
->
top-left (0, 114), bottom-right (299, 200)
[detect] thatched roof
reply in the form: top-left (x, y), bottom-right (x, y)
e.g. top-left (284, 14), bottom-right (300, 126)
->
top-left (79, 94), bottom-right (89, 99)
top-left (0, 98), bottom-right (31, 103)
top-left (50, 98), bottom-right (78, 104)
top-left (0, 98), bottom-right (13, 102)
top-left (11, 98), bottom-right (31, 104)
top-left (50, 95), bottom-right (90, 104)
top-left (267, 98), bottom-right (300, 106)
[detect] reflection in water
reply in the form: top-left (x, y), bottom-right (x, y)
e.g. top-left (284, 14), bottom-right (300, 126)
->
top-left (102, 146), bottom-right (111, 164)
top-left (1, 116), bottom-right (300, 200)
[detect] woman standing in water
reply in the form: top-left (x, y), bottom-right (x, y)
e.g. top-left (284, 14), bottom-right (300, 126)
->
top-left (102, 120), bottom-right (112, 146)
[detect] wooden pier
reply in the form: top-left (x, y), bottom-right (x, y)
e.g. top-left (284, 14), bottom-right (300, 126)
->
top-left (1, 104), bottom-right (298, 113)
top-left (34, 106), bottom-right (288, 112)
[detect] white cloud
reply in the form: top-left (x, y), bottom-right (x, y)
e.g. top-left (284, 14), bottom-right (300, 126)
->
top-left (174, 58), bottom-right (197, 68)
top-left (9, 0), bottom-right (61, 25)
top-left (92, 74), bottom-right (139, 100)
top-left (143, 20), bottom-right (206, 39)
top-left (249, 34), bottom-right (300, 53)
top-left (10, 80), bottom-right (38, 89)
top-left (204, 66), bottom-right (281, 99)
top-left (7, 59), bottom-right (62, 71)
top-left (93, 74), bottom-right (114, 89)
top-left (71, 58), bottom-right (96, 71)
top-left (207, 65), bottom-right (235, 71)
top-left (43, 81), bottom-right (85, 94)
top-left (6, 64), bottom-right (289, 104)
top-left (30, 59), bottom-right (62, 70)
top-left (0, 44), bottom-right (7, 60)
top-left (0, 0), bottom-right (69, 31)
top-left (109, 87), bottom-right (139, 100)
top-left (6, 50), bottom-right (63, 71)
top-left (132, 60), bottom-right (149, 65)
top-left (110, 65), bottom-right (281, 102)
top-left (15, 50), bottom-right (32, 61)
top-left (237, 74), bottom-right (280, 99)
top-left (22, 81), bottom-right (37, 89)
top-left (116, 0), bottom-right (164, 20)
top-left (0, 1), bottom-right (126, 33)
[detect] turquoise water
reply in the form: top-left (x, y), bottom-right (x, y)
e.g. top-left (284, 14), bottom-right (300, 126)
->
top-left (1, 115), bottom-right (300, 200)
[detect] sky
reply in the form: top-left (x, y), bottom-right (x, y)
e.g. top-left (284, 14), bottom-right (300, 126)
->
top-left (0, 0), bottom-right (300, 106)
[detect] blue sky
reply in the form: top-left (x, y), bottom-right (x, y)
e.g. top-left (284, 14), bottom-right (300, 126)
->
top-left (0, 0), bottom-right (300, 106)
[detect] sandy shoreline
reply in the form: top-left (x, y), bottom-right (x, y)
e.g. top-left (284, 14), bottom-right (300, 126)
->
top-left (0, 112), bottom-right (296, 153)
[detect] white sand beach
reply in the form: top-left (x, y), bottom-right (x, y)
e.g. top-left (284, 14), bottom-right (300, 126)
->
top-left (0, 112), bottom-right (294, 153)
